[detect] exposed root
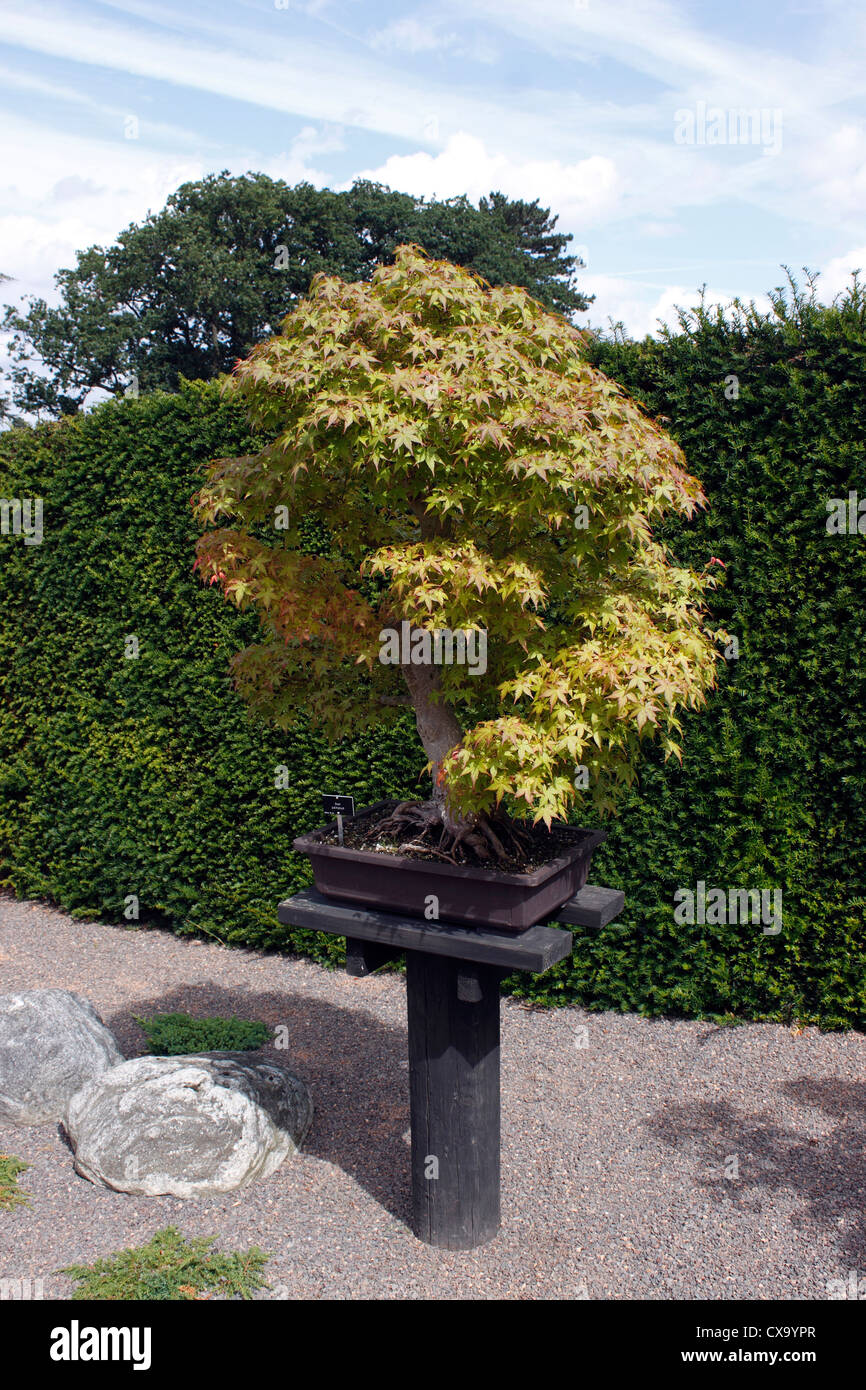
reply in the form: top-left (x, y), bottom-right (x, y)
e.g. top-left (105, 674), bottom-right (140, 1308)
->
top-left (376, 799), bottom-right (534, 867)
top-left (398, 841), bottom-right (460, 865)
top-left (478, 819), bottom-right (508, 860)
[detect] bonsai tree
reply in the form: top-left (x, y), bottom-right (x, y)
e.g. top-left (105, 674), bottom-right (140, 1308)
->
top-left (193, 245), bottom-right (724, 863)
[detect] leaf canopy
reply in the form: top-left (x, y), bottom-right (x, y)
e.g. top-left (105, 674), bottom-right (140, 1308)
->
top-left (194, 245), bottom-right (724, 823)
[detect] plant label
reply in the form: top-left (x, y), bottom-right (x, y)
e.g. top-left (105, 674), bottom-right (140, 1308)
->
top-left (322, 793), bottom-right (355, 846)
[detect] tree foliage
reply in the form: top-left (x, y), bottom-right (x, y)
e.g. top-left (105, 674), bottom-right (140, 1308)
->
top-left (194, 246), bottom-right (724, 826)
top-left (1, 173), bottom-right (589, 418)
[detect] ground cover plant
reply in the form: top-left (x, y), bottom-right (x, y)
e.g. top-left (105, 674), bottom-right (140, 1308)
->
top-left (134, 1011), bottom-right (270, 1055)
top-left (59, 1226), bottom-right (271, 1300)
top-left (0, 1154), bottom-right (31, 1211)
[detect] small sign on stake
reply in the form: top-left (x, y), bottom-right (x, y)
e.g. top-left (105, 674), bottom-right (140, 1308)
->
top-left (322, 793), bottom-right (355, 846)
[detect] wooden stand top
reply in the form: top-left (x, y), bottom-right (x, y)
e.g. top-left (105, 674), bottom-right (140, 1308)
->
top-left (552, 884), bottom-right (625, 929)
top-left (277, 883), bottom-right (624, 975)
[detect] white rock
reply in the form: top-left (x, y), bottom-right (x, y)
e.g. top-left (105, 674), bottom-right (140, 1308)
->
top-left (0, 989), bottom-right (123, 1125)
top-left (63, 1053), bottom-right (313, 1196)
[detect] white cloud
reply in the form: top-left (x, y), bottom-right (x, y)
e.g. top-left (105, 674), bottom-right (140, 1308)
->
top-left (370, 18), bottom-right (457, 54)
top-left (281, 124), bottom-right (346, 163)
top-left (50, 177), bottom-right (107, 203)
top-left (0, 122), bottom-right (203, 301)
top-left (798, 124), bottom-right (866, 226)
top-left (352, 132), bottom-right (620, 227)
top-left (465, 0), bottom-right (860, 114)
top-left (0, 112), bottom-right (337, 307)
top-left (818, 245), bottom-right (866, 301)
top-left (367, 12), bottom-right (497, 64)
top-left (641, 220), bottom-right (684, 239)
top-left (0, 3), bottom-right (512, 152)
top-left (580, 274), bottom-right (773, 341)
top-left (578, 275), bottom-right (689, 339)
top-left (0, 61), bottom-right (214, 154)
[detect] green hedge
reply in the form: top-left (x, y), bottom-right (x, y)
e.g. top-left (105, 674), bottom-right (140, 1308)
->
top-left (0, 381), bottom-right (426, 967)
top-left (571, 284), bottom-right (866, 1028)
top-left (0, 282), bottom-right (864, 1027)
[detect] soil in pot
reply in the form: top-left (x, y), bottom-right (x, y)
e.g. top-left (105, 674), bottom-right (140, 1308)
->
top-left (317, 799), bottom-right (582, 875)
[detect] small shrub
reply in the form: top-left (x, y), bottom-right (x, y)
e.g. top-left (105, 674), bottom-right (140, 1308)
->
top-left (59, 1226), bottom-right (270, 1301)
top-left (0, 1154), bottom-right (31, 1211)
top-left (134, 1011), bottom-right (270, 1055)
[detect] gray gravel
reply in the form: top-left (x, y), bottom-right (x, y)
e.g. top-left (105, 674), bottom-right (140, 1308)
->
top-left (1, 894), bottom-right (863, 1300)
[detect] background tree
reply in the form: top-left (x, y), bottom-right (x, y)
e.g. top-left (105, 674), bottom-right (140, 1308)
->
top-left (0, 273), bottom-right (17, 426)
top-left (1, 173), bottom-right (590, 418)
top-left (193, 246), bottom-right (722, 856)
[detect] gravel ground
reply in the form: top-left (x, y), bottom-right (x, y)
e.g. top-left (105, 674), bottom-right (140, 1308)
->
top-left (1, 894), bottom-right (864, 1301)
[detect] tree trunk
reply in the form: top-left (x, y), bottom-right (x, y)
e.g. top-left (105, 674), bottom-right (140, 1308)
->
top-left (401, 656), bottom-right (465, 831)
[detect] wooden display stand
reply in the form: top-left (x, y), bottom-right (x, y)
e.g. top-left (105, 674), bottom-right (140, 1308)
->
top-left (278, 884), bottom-right (624, 1250)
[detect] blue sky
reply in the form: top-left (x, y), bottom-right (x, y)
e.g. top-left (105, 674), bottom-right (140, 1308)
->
top-left (1, 0), bottom-right (865, 340)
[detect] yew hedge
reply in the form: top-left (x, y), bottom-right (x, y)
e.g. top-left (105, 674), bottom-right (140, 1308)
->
top-left (0, 280), bottom-right (863, 1025)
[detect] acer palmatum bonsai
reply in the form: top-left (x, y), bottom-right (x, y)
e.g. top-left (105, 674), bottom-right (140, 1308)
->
top-left (193, 245), bottom-right (724, 866)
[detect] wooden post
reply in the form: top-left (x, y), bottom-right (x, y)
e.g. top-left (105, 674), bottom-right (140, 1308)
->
top-left (405, 950), bottom-right (502, 1249)
top-left (276, 887), bottom-right (626, 1249)
top-left (344, 936), bottom-right (401, 977)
